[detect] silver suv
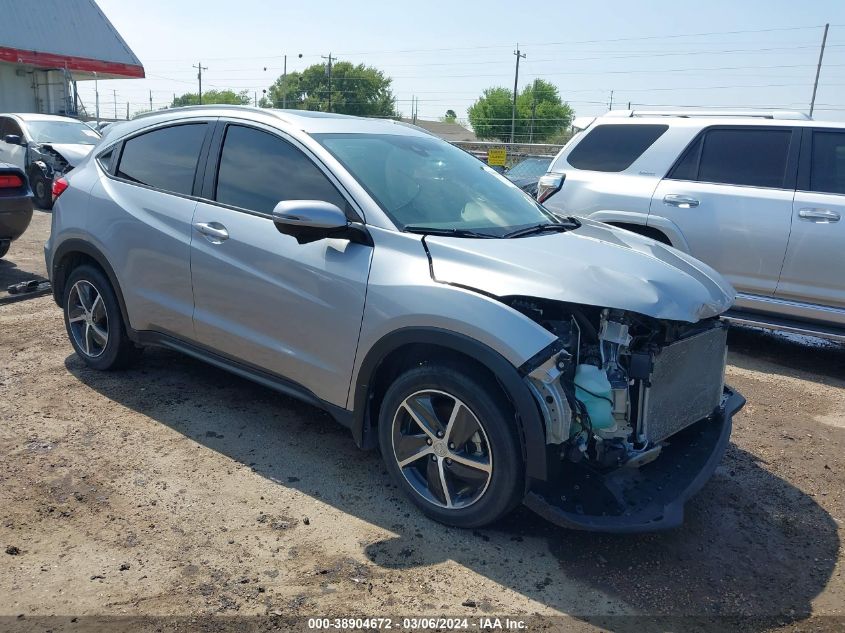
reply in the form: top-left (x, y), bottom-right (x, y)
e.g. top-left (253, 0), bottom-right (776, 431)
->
top-left (539, 110), bottom-right (845, 342)
top-left (45, 106), bottom-right (744, 532)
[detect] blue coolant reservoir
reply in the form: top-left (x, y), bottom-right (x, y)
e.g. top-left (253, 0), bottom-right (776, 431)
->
top-left (574, 364), bottom-right (615, 430)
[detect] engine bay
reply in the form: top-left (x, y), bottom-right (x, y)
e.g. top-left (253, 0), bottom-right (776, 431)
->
top-left (514, 297), bottom-right (728, 472)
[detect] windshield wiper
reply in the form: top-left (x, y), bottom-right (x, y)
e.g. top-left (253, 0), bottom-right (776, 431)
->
top-left (503, 217), bottom-right (580, 239)
top-left (403, 226), bottom-right (497, 239)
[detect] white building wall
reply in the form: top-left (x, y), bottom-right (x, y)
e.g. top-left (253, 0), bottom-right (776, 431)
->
top-left (0, 63), bottom-right (36, 112)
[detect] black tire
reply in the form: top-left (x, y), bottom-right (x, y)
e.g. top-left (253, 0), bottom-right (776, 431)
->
top-left (62, 264), bottom-right (141, 370)
top-left (378, 362), bottom-right (524, 528)
top-left (0, 240), bottom-right (9, 259)
top-left (30, 170), bottom-right (53, 210)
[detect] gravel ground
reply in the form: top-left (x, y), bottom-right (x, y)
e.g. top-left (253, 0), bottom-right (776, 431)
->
top-left (1, 211), bottom-right (843, 632)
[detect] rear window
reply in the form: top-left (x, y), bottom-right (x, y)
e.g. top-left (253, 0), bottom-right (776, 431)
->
top-left (116, 123), bottom-right (206, 196)
top-left (567, 124), bottom-right (668, 172)
top-left (669, 128), bottom-right (792, 188)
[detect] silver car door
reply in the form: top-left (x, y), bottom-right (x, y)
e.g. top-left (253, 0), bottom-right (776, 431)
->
top-left (650, 126), bottom-right (798, 297)
top-left (189, 123), bottom-right (373, 408)
top-left (775, 128), bottom-right (845, 315)
top-left (91, 121), bottom-right (210, 338)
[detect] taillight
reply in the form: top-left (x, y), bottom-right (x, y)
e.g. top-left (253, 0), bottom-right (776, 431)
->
top-left (0, 174), bottom-right (24, 188)
top-left (537, 173), bottom-right (564, 203)
top-left (52, 177), bottom-right (69, 200)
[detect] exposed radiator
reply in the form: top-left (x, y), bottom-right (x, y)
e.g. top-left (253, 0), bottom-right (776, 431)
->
top-left (639, 325), bottom-right (728, 443)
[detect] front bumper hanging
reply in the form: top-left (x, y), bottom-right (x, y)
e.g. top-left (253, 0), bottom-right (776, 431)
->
top-left (524, 386), bottom-right (746, 533)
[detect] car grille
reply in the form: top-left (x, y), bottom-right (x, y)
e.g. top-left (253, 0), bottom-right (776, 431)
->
top-left (640, 325), bottom-right (727, 444)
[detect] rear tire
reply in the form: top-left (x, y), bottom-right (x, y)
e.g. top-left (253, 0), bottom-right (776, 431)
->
top-left (62, 264), bottom-right (141, 370)
top-left (378, 362), bottom-right (524, 528)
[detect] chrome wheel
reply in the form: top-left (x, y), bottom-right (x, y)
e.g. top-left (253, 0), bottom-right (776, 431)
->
top-left (391, 389), bottom-right (493, 510)
top-left (67, 280), bottom-right (109, 358)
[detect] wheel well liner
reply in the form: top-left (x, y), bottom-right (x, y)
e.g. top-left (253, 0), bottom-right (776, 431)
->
top-left (51, 239), bottom-right (131, 330)
top-left (352, 328), bottom-right (549, 481)
top-left (607, 222), bottom-right (671, 245)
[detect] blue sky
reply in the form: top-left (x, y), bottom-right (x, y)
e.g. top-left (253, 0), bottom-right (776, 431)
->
top-left (81, 0), bottom-right (845, 124)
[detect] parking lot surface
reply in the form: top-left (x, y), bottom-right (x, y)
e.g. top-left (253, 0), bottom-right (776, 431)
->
top-left (1, 211), bottom-right (844, 631)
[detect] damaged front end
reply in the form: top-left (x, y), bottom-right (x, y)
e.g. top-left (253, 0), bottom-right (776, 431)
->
top-left (516, 297), bottom-right (745, 532)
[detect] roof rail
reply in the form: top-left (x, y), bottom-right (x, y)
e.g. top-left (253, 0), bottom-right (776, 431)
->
top-left (131, 104), bottom-right (276, 121)
top-left (603, 109), bottom-right (811, 121)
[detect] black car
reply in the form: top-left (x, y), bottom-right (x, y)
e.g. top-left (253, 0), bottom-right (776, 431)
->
top-left (0, 163), bottom-right (33, 259)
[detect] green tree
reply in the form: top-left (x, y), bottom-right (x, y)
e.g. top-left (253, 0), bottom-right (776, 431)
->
top-left (442, 109), bottom-right (457, 122)
top-left (468, 80), bottom-right (573, 142)
top-left (171, 89), bottom-right (252, 107)
top-left (263, 61), bottom-right (396, 117)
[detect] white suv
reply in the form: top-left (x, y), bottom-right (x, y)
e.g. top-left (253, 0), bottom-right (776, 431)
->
top-left (539, 110), bottom-right (845, 342)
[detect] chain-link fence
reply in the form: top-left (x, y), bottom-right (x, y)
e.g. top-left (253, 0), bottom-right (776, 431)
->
top-left (451, 140), bottom-right (566, 170)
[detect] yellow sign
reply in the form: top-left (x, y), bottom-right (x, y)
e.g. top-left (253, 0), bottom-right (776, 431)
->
top-left (487, 147), bottom-right (506, 166)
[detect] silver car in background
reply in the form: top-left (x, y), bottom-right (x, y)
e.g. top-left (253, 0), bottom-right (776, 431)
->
top-left (45, 106), bottom-right (744, 531)
top-left (539, 109), bottom-right (845, 342)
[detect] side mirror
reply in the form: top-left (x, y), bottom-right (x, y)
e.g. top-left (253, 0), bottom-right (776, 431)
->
top-left (271, 200), bottom-right (372, 246)
top-left (3, 134), bottom-right (23, 145)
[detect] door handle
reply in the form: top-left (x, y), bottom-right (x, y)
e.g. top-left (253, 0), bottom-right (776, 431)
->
top-left (663, 194), bottom-right (700, 208)
top-left (798, 208), bottom-right (840, 223)
top-left (194, 221), bottom-right (229, 241)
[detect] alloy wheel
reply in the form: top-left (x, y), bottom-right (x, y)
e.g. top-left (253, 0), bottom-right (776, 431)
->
top-left (67, 280), bottom-right (109, 358)
top-left (391, 389), bottom-right (493, 509)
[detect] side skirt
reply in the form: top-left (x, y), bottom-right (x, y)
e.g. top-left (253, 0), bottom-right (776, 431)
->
top-left (131, 330), bottom-right (354, 429)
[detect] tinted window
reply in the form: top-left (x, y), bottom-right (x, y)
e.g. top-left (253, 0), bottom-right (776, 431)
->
top-left (696, 128), bottom-right (791, 188)
top-left (215, 125), bottom-right (346, 214)
top-left (1, 117), bottom-right (23, 138)
top-left (116, 124), bottom-right (206, 195)
top-left (810, 131), bottom-right (845, 195)
top-left (668, 136), bottom-right (703, 181)
top-left (97, 148), bottom-right (114, 172)
top-left (567, 124), bottom-right (668, 172)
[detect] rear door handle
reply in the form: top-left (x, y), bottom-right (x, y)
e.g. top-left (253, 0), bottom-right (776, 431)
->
top-left (798, 208), bottom-right (840, 223)
top-left (194, 221), bottom-right (229, 242)
top-left (663, 194), bottom-right (700, 208)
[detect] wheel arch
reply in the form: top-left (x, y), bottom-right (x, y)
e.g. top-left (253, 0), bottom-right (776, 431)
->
top-left (351, 327), bottom-right (549, 481)
top-left (51, 239), bottom-right (131, 331)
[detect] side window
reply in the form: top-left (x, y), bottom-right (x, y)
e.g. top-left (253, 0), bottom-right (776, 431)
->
top-left (97, 148), bottom-right (115, 173)
top-left (215, 125), bottom-right (346, 214)
top-left (567, 124), bottom-right (668, 172)
top-left (116, 123), bottom-right (206, 195)
top-left (693, 128), bottom-right (791, 188)
top-left (1, 117), bottom-right (23, 138)
top-left (809, 131), bottom-right (845, 195)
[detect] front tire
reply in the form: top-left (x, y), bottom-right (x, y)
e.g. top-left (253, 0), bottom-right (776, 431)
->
top-left (30, 170), bottom-right (53, 210)
top-left (63, 265), bottom-right (141, 370)
top-left (378, 363), bottom-right (524, 528)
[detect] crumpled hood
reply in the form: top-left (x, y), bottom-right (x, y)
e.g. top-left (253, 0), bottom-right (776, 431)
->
top-left (425, 218), bottom-right (736, 322)
top-left (43, 143), bottom-right (95, 167)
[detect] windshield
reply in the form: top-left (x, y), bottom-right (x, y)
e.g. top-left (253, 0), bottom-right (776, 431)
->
top-left (314, 133), bottom-right (557, 237)
top-left (507, 157), bottom-right (553, 179)
top-left (27, 121), bottom-right (101, 145)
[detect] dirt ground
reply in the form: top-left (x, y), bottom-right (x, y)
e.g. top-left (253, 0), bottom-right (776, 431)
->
top-left (1, 211), bottom-right (844, 632)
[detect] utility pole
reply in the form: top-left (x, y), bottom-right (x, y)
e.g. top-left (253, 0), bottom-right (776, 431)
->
top-left (511, 44), bottom-right (526, 144)
top-left (113, 90), bottom-right (117, 120)
top-left (193, 61), bottom-right (207, 104)
top-left (282, 55), bottom-right (287, 108)
top-left (528, 79), bottom-right (538, 143)
top-left (126, 101), bottom-right (129, 120)
top-left (322, 53), bottom-right (334, 112)
top-left (149, 90), bottom-right (153, 112)
top-left (608, 90), bottom-right (614, 111)
top-left (93, 72), bottom-right (100, 125)
top-left (809, 23), bottom-right (829, 118)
